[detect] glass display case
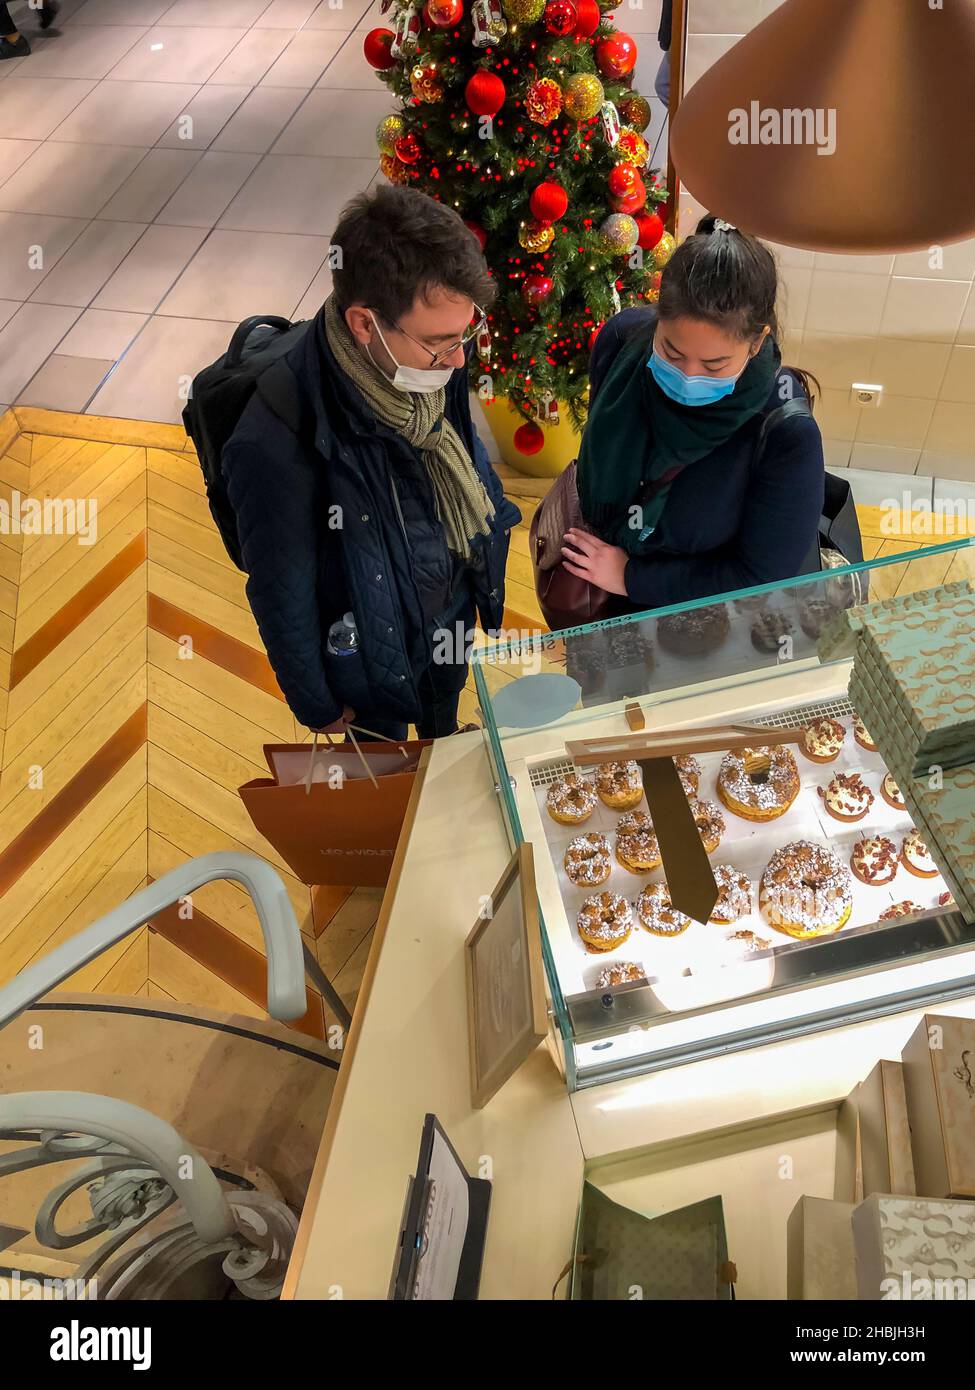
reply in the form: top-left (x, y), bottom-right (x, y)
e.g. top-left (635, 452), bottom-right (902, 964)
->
top-left (471, 538), bottom-right (975, 1092)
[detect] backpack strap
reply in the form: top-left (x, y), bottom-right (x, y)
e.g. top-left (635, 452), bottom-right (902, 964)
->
top-left (755, 394), bottom-right (812, 458)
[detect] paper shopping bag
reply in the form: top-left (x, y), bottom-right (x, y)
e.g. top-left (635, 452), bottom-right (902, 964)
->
top-left (239, 738), bottom-right (432, 887)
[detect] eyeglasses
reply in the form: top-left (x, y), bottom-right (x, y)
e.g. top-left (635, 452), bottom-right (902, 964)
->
top-left (377, 304), bottom-right (488, 368)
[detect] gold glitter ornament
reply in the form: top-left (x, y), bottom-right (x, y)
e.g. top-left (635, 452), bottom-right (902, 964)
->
top-left (616, 127), bottom-right (649, 167)
top-left (598, 212), bottom-right (639, 254)
top-left (619, 92), bottom-right (652, 132)
top-left (380, 152), bottom-right (409, 184)
top-left (410, 59), bottom-right (444, 103)
top-left (563, 72), bottom-right (604, 121)
top-left (524, 77), bottom-right (563, 124)
top-left (518, 218), bottom-right (555, 252)
top-left (502, 0), bottom-right (545, 21)
top-left (376, 114), bottom-right (405, 156)
top-left (652, 231), bottom-right (676, 268)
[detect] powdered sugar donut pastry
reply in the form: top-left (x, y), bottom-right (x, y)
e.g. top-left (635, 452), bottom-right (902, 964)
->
top-left (546, 775), bottom-right (596, 825)
top-left (594, 960), bottom-right (646, 989)
top-left (880, 772), bottom-right (906, 810)
top-left (614, 810), bottom-right (661, 874)
top-left (657, 604), bottom-right (730, 657)
top-left (708, 864), bottom-right (752, 923)
top-left (690, 798), bottom-right (725, 853)
top-left (818, 771), bottom-right (875, 823)
top-left (716, 745), bottom-right (800, 822)
top-left (880, 900), bottom-right (923, 921)
top-left (636, 882), bottom-right (691, 937)
top-left (595, 759), bottom-right (642, 810)
top-left (674, 754), bottom-right (702, 795)
top-left (799, 598), bottom-right (836, 640)
top-left (901, 828), bottom-right (939, 878)
top-left (851, 835), bottom-right (898, 886)
top-left (852, 711), bottom-right (878, 752)
top-left (750, 609), bottom-right (794, 654)
top-left (564, 833), bottom-right (611, 887)
top-left (760, 840), bottom-right (853, 939)
top-left (577, 891), bottom-right (632, 952)
top-left (799, 717), bottom-right (846, 764)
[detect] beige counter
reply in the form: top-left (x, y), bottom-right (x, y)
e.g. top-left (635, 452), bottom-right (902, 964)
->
top-left (283, 732), bottom-right (583, 1301)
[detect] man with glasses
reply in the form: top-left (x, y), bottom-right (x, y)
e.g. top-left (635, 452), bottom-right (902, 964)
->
top-left (222, 184), bottom-right (520, 741)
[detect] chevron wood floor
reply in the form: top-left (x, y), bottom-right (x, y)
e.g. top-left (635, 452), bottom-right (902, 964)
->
top-left (0, 406), bottom-right (971, 1045)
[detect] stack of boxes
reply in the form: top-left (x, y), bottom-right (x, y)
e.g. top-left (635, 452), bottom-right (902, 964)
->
top-left (788, 1013), bottom-right (975, 1300)
top-left (818, 579), bottom-right (975, 921)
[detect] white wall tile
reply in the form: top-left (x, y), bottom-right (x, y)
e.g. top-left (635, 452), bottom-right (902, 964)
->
top-left (870, 338), bottom-right (952, 400)
top-left (924, 401), bottom-right (975, 461)
top-left (813, 252), bottom-right (895, 277)
top-left (687, 0), bottom-right (760, 34)
top-left (855, 394), bottom-right (934, 450)
top-left (849, 443), bottom-right (921, 475)
top-left (794, 331), bottom-right (876, 392)
top-left (939, 346), bottom-right (975, 404)
top-left (817, 386), bottom-right (863, 442)
top-left (957, 286), bottom-right (975, 347)
top-left (919, 450), bottom-right (975, 485)
top-left (683, 35), bottom-right (740, 91)
top-left (805, 271), bottom-right (889, 336)
top-left (777, 266), bottom-right (812, 331)
top-left (893, 239), bottom-right (975, 282)
top-left (880, 277), bottom-right (969, 344)
top-left (822, 438), bottom-right (852, 469)
top-left (764, 239), bottom-right (815, 269)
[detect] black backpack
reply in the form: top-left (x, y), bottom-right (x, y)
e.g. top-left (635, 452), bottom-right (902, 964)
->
top-left (182, 315), bottom-right (311, 571)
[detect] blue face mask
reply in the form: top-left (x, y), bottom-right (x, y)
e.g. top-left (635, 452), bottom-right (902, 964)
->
top-left (648, 348), bottom-right (746, 407)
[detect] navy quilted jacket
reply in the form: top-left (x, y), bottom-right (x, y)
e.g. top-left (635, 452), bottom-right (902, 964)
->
top-left (222, 313), bottom-right (520, 730)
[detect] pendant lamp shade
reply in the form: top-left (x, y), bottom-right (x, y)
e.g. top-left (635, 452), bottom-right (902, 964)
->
top-left (669, 0), bottom-right (975, 253)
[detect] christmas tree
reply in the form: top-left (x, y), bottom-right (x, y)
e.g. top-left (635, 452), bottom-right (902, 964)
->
top-left (363, 0), bottom-right (675, 456)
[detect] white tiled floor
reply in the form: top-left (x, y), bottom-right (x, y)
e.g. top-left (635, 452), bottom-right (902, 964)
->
top-left (0, 0), bottom-right (404, 418)
top-left (1, 0), bottom-right (672, 420)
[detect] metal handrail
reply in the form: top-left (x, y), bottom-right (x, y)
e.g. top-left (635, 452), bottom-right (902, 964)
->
top-left (0, 852), bottom-right (310, 1031)
top-left (0, 1091), bottom-right (237, 1245)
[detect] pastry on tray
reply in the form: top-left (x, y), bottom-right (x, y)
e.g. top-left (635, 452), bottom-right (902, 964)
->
top-left (759, 840), bottom-right (853, 939)
top-left (546, 774), bottom-right (597, 825)
top-left (577, 891), bottom-right (633, 952)
top-left (717, 745), bottom-right (800, 822)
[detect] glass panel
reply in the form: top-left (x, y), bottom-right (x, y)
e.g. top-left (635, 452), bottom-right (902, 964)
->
top-left (471, 538), bottom-right (975, 1088)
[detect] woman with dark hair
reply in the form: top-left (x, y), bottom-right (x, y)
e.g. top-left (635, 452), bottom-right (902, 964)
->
top-left (561, 216), bottom-right (825, 609)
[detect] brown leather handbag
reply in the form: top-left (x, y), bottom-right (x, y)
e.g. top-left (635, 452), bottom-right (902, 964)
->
top-left (529, 460), bottom-right (614, 631)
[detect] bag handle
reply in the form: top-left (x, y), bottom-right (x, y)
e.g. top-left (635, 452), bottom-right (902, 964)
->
top-left (302, 723), bottom-right (411, 794)
top-left (227, 315), bottom-right (293, 367)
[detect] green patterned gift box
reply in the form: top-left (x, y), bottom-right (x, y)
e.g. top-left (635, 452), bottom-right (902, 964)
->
top-left (854, 584), bottom-right (975, 775)
top-left (816, 579), bottom-right (973, 665)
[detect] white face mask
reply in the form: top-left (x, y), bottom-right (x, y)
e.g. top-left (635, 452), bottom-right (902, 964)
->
top-left (367, 315), bottom-right (456, 394)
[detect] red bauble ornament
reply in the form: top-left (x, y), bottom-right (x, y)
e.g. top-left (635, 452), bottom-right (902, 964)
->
top-left (529, 180), bottom-right (569, 224)
top-left (574, 0), bottom-right (599, 35)
top-left (514, 421), bottom-right (545, 455)
top-left (610, 183), bottom-right (646, 215)
top-left (464, 220), bottom-right (488, 250)
top-left (363, 28), bottom-right (396, 70)
top-left (635, 210), bottom-right (664, 250)
top-left (607, 163), bottom-right (640, 198)
top-left (544, 0), bottom-right (577, 36)
top-left (596, 33), bottom-right (637, 79)
top-left (588, 321), bottom-right (604, 353)
top-left (465, 70), bottom-right (506, 117)
top-left (394, 133), bottom-right (422, 165)
top-left (522, 273), bottom-right (553, 307)
top-left (424, 0), bottom-right (463, 26)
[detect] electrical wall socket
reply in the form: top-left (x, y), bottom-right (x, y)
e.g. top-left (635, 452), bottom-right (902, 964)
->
top-left (851, 382), bottom-right (883, 408)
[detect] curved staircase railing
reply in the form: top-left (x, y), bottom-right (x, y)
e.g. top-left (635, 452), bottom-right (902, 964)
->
top-left (0, 1092), bottom-right (297, 1299)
